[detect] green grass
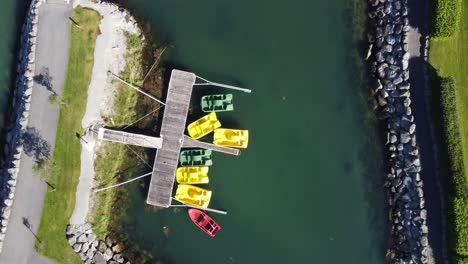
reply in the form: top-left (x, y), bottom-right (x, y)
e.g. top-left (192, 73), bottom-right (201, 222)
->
top-left (429, 0), bottom-right (468, 262)
top-left (35, 7), bottom-right (102, 264)
top-left (90, 142), bottom-right (146, 240)
top-left (432, 0), bottom-right (463, 38)
top-left (105, 33), bottom-right (144, 127)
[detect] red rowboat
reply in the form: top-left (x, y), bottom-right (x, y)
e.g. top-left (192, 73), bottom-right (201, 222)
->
top-left (188, 209), bottom-right (221, 237)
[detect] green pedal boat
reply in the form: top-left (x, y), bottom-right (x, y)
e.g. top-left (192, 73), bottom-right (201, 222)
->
top-left (201, 94), bottom-right (234, 112)
top-left (179, 149), bottom-right (213, 166)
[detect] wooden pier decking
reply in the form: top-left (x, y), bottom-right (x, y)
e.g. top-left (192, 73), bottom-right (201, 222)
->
top-left (97, 128), bottom-right (163, 148)
top-left (146, 70), bottom-right (196, 207)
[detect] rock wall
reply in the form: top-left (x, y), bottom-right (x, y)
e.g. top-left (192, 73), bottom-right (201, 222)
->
top-left (67, 224), bottom-right (130, 264)
top-left (0, 0), bottom-right (42, 253)
top-left (367, 0), bottom-right (430, 263)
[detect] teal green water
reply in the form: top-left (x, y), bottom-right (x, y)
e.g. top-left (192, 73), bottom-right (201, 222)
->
top-left (0, 0), bottom-right (29, 128)
top-left (119, 0), bottom-right (388, 263)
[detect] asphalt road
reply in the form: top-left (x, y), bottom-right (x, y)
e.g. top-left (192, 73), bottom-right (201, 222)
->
top-left (407, 0), bottom-right (449, 263)
top-left (0, 0), bottom-right (72, 263)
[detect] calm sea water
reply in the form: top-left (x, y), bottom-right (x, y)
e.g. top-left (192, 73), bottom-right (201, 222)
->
top-left (0, 0), bottom-right (30, 128)
top-left (0, 0), bottom-right (388, 263)
top-left (123, 0), bottom-right (388, 263)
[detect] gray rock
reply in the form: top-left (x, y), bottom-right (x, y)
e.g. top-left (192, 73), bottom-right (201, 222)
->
top-left (386, 69), bottom-right (397, 79)
top-left (98, 241), bottom-right (107, 253)
top-left (82, 242), bottom-right (89, 253)
top-left (78, 252), bottom-right (87, 261)
top-left (399, 81), bottom-right (410, 90)
top-left (68, 235), bottom-right (77, 246)
top-left (378, 63), bottom-right (388, 78)
top-left (376, 37), bottom-right (384, 48)
top-left (376, 51), bottom-right (385, 62)
top-left (400, 90), bottom-right (410, 97)
top-left (386, 35), bottom-right (396, 45)
top-left (92, 239), bottom-right (99, 248)
top-left (409, 124), bottom-right (416, 134)
top-left (93, 252), bottom-right (107, 264)
top-left (87, 233), bottom-right (96, 243)
top-left (106, 236), bottom-right (115, 247)
top-left (393, 76), bottom-right (403, 85)
top-left (420, 236), bottom-right (428, 246)
top-left (73, 243), bottom-right (82, 253)
top-left (403, 97), bottom-right (411, 107)
top-left (385, 83), bottom-right (397, 91)
top-left (86, 249), bottom-right (95, 260)
top-left (104, 248), bottom-right (114, 261)
top-left (386, 55), bottom-right (395, 64)
top-left (77, 233), bottom-right (87, 243)
top-left (112, 243), bottom-right (124, 253)
top-left (378, 96), bottom-right (387, 106)
top-left (383, 44), bottom-right (393, 53)
top-left (400, 132), bottom-right (411, 144)
top-left (372, 78), bottom-right (383, 92)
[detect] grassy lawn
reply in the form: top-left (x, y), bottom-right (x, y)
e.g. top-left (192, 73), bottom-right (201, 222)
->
top-left (35, 7), bottom-right (102, 264)
top-left (429, 0), bottom-right (468, 262)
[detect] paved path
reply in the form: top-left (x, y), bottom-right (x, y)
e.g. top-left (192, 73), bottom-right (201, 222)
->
top-left (407, 0), bottom-right (449, 263)
top-left (0, 0), bottom-right (72, 263)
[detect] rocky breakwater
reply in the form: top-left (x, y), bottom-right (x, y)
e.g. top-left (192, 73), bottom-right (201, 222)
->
top-left (0, 0), bottom-right (42, 253)
top-left (367, 0), bottom-right (430, 263)
top-left (67, 224), bottom-right (130, 264)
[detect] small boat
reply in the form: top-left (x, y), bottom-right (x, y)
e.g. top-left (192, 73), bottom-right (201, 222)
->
top-left (188, 209), bottom-right (221, 237)
top-left (175, 184), bottom-right (212, 208)
top-left (176, 166), bottom-right (209, 184)
top-left (179, 149), bottom-right (213, 166)
top-left (213, 128), bottom-right (249, 148)
top-left (201, 94), bottom-right (234, 112)
top-left (187, 112), bottom-right (221, 139)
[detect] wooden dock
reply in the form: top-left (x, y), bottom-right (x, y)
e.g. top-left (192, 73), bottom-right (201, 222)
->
top-left (146, 70), bottom-right (196, 207)
top-left (97, 128), bottom-right (163, 149)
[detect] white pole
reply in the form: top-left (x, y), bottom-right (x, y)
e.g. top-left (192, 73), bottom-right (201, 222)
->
top-left (171, 198), bottom-right (227, 215)
top-left (195, 75), bottom-right (251, 94)
top-left (108, 71), bottom-right (166, 105)
top-left (93, 172), bottom-right (152, 193)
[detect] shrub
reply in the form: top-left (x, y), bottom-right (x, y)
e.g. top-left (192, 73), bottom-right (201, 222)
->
top-left (432, 0), bottom-right (462, 38)
top-left (439, 77), bottom-right (468, 262)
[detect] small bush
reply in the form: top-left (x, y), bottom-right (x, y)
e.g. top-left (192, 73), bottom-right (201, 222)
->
top-left (432, 0), bottom-right (462, 38)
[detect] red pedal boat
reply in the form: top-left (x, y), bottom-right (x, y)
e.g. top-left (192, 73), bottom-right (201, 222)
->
top-left (188, 209), bottom-right (221, 237)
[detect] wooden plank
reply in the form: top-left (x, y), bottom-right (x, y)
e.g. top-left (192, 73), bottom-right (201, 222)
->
top-left (146, 70), bottom-right (196, 207)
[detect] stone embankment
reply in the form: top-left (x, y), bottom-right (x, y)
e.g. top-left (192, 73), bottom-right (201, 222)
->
top-left (0, 0), bottom-right (42, 253)
top-left (67, 224), bottom-right (130, 264)
top-left (367, 0), bottom-right (430, 263)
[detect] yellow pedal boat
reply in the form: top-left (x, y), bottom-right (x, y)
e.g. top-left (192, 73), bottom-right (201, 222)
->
top-left (213, 128), bottom-right (249, 148)
top-left (187, 112), bottom-right (221, 139)
top-left (174, 184), bottom-right (212, 208)
top-left (176, 166), bottom-right (209, 184)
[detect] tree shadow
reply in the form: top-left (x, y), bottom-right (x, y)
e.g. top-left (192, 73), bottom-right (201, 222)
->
top-left (21, 127), bottom-right (51, 161)
top-left (33, 67), bottom-right (57, 95)
top-left (22, 217), bottom-right (42, 244)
